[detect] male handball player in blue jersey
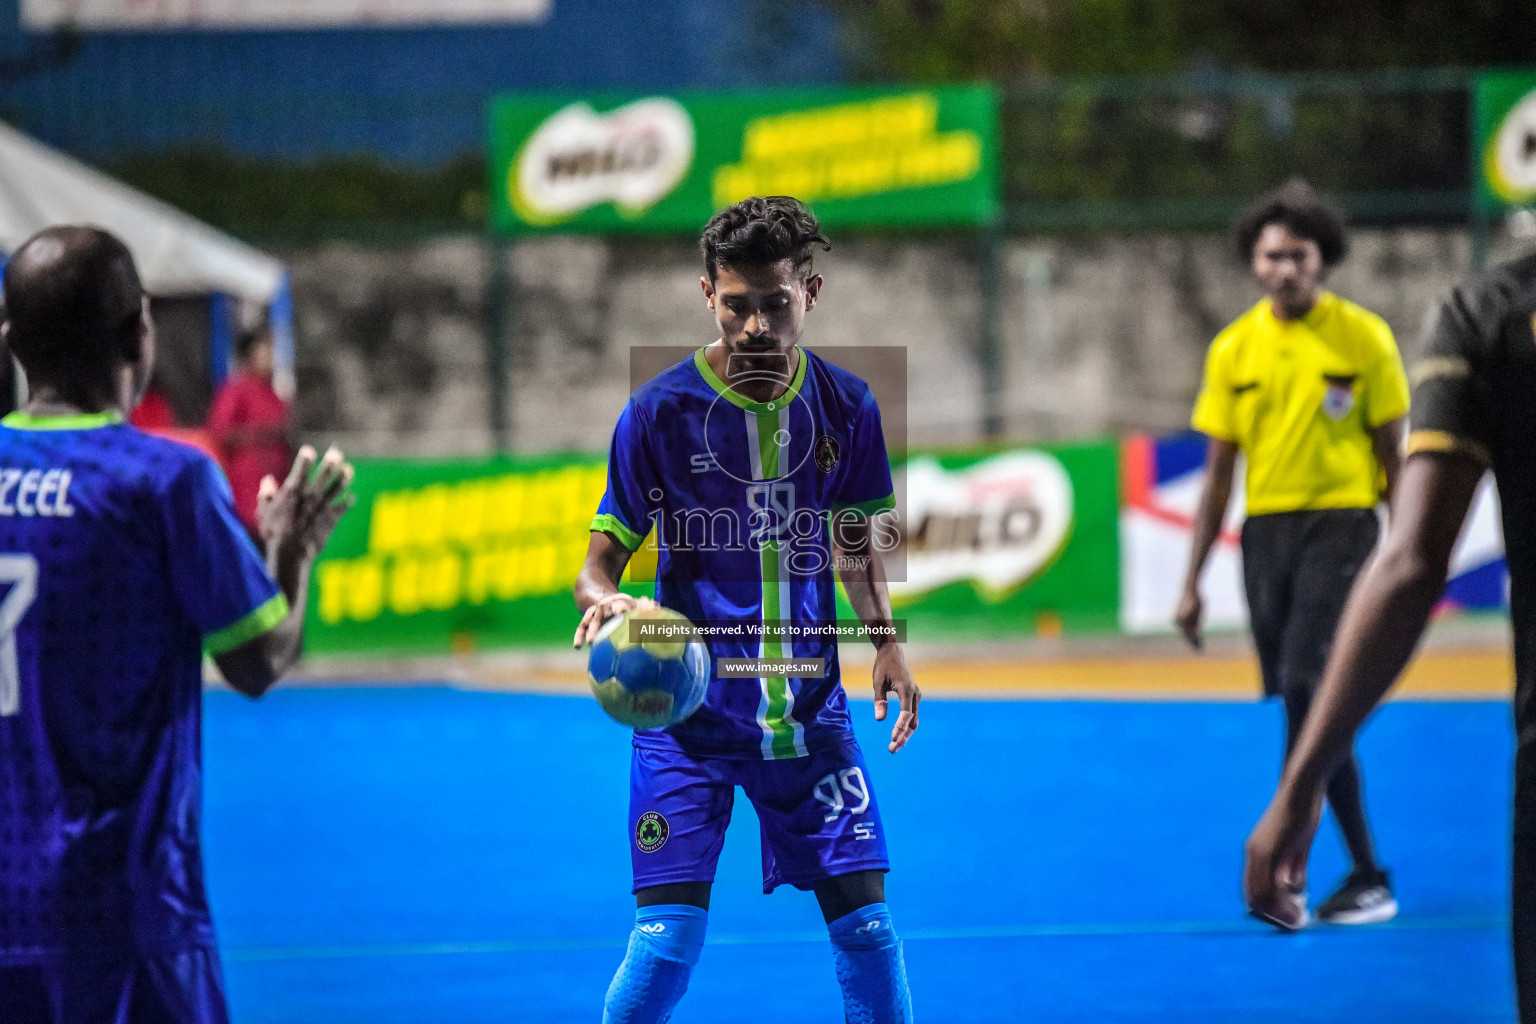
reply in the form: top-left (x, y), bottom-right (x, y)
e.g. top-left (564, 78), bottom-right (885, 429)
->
top-left (0, 226), bottom-right (353, 1023)
top-left (573, 197), bottom-right (918, 1024)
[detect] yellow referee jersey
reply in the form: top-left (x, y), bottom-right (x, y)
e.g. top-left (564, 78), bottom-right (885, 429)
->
top-left (1191, 292), bottom-right (1409, 516)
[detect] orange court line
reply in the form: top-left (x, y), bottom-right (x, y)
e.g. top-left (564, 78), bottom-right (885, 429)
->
top-left (898, 649), bottom-right (1513, 700)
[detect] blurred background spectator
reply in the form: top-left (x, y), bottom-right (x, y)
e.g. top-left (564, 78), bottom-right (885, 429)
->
top-left (208, 324), bottom-right (291, 536)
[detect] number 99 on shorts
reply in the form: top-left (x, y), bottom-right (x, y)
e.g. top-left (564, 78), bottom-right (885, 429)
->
top-left (812, 767), bottom-right (870, 823)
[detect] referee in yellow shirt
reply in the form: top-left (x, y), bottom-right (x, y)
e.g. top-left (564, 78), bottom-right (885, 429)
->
top-left (1177, 181), bottom-right (1410, 926)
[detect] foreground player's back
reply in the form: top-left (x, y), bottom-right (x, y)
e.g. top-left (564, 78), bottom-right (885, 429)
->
top-left (0, 224), bottom-right (353, 1021)
top-left (0, 413), bottom-right (282, 958)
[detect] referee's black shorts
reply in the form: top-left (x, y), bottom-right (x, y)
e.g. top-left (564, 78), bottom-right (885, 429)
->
top-left (1240, 508), bottom-right (1380, 700)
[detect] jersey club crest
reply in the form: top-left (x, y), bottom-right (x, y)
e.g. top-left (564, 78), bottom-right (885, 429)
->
top-left (635, 811), bottom-right (669, 853)
top-left (815, 434), bottom-right (841, 474)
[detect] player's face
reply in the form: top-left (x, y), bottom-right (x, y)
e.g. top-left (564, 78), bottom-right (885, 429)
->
top-left (701, 260), bottom-right (821, 359)
top-left (1251, 223), bottom-right (1322, 318)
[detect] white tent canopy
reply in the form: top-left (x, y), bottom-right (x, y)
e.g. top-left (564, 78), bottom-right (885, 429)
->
top-left (0, 121), bottom-right (286, 303)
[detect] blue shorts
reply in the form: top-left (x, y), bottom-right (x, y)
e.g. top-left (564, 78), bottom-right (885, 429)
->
top-left (629, 738), bottom-right (890, 894)
top-left (0, 945), bottom-right (228, 1024)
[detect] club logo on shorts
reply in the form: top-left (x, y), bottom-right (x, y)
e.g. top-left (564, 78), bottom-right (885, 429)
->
top-left (1322, 374), bottom-right (1357, 421)
top-left (636, 811), bottom-right (669, 853)
top-left (815, 434), bottom-right (841, 474)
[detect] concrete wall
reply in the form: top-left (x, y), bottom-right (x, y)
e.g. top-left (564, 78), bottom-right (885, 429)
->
top-left (283, 227), bottom-right (1496, 457)
top-left (285, 235), bottom-right (495, 456)
top-left (1001, 228), bottom-right (1475, 440)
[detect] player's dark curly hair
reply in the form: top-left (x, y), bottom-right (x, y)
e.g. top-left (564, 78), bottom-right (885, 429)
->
top-left (700, 196), bottom-right (830, 281)
top-left (1233, 179), bottom-right (1349, 268)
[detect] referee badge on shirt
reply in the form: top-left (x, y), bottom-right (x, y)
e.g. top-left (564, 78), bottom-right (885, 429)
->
top-left (1322, 374), bottom-right (1358, 421)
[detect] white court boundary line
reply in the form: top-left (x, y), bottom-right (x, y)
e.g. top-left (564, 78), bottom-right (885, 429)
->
top-left (223, 915), bottom-right (1505, 963)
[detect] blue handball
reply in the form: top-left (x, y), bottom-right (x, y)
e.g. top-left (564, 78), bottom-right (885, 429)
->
top-left (586, 606), bottom-right (709, 729)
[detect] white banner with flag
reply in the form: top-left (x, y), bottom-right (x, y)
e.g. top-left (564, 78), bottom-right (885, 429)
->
top-left (1120, 433), bottom-right (1508, 634)
top-left (23, 0), bottom-right (550, 30)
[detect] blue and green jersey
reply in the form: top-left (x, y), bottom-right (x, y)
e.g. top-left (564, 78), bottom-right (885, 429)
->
top-left (0, 412), bottom-right (284, 961)
top-left (593, 346), bottom-right (894, 760)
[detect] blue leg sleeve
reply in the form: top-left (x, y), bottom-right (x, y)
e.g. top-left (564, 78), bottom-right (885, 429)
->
top-left (602, 905), bottom-right (708, 1024)
top-left (828, 903), bottom-right (913, 1024)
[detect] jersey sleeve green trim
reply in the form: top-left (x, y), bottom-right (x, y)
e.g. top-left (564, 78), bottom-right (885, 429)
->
top-left (204, 593), bottom-right (290, 656)
top-left (832, 493), bottom-right (897, 517)
top-left (2, 410), bottom-right (124, 430)
top-left (692, 346), bottom-right (807, 413)
top-left (591, 512), bottom-right (646, 552)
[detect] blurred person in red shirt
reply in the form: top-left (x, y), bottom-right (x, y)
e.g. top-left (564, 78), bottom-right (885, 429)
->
top-left (129, 370), bottom-right (176, 430)
top-left (208, 325), bottom-right (292, 536)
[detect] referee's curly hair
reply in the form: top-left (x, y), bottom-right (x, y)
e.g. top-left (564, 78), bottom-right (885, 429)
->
top-left (1234, 179), bottom-right (1349, 268)
top-left (700, 196), bottom-right (830, 281)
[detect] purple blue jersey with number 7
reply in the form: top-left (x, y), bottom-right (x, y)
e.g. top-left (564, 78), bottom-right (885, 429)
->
top-left (0, 412), bottom-right (283, 965)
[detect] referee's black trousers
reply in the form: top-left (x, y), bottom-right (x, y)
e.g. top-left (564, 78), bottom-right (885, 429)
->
top-left (1242, 508), bottom-right (1381, 870)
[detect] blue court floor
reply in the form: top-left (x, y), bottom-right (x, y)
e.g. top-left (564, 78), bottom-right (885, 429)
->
top-left (203, 687), bottom-right (1516, 1023)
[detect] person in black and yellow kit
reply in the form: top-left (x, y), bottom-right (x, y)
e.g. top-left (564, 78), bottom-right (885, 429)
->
top-left (1177, 180), bottom-right (1409, 926)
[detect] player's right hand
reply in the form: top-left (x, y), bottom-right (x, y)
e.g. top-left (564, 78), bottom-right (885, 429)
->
top-left (1243, 780), bottom-right (1322, 932)
top-left (572, 593), bottom-right (657, 647)
top-left (873, 642), bottom-right (920, 753)
top-left (258, 444), bottom-right (355, 563)
top-left (1175, 587), bottom-right (1204, 650)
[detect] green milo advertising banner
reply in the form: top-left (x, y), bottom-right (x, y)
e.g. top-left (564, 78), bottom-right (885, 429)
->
top-left (487, 85), bottom-right (999, 234)
top-left (1475, 70), bottom-right (1536, 211)
top-left (306, 454), bottom-right (637, 654)
top-left (880, 442), bottom-right (1120, 637)
top-left (304, 440), bottom-right (1119, 656)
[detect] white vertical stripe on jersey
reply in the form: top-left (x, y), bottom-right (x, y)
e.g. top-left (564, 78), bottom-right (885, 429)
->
top-left (776, 402), bottom-right (806, 757)
top-left (745, 407), bottom-right (776, 758)
top-left (744, 408), bottom-right (764, 482)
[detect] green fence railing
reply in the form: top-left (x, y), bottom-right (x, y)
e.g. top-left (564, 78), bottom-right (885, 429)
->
top-left (0, 66), bottom-right (1493, 240)
top-left (1000, 67), bottom-right (1473, 233)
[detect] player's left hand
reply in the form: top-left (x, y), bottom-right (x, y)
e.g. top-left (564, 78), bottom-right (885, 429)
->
top-left (872, 643), bottom-right (920, 753)
top-left (1243, 780), bottom-right (1323, 931)
top-left (572, 593), bottom-right (659, 648)
top-left (258, 444), bottom-right (356, 563)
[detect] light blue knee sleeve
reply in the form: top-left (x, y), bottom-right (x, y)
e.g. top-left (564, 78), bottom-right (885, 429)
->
top-left (828, 903), bottom-right (913, 1024)
top-left (602, 905), bottom-right (708, 1024)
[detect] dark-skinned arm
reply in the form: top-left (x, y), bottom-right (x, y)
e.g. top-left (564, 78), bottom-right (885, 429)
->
top-left (572, 531), bottom-right (654, 647)
top-left (1243, 451), bottom-right (1484, 925)
top-left (1176, 437), bottom-right (1239, 649)
top-left (213, 540), bottom-right (313, 699)
top-left (215, 445), bottom-right (354, 698)
top-left (1371, 416), bottom-right (1406, 504)
top-left (834, 512), bottom-right (920, 753)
